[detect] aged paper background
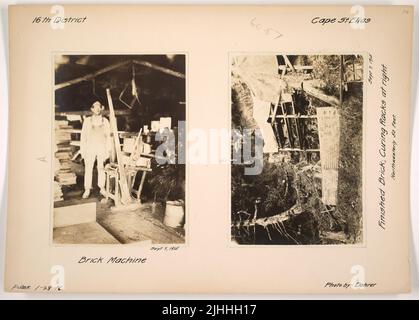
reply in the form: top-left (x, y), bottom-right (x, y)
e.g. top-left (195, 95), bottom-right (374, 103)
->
top-left (5, 5), bottom-right (413, 293)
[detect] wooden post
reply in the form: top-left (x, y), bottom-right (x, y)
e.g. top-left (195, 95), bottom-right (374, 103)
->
top-left (280, 102), bottom-right (293, 147)
top-left (289, 96), bottom-right (303, 149)
top-left (352, 61), bottom-right (356, 81)
top-left (137, 171), bottom-right (147, 201)
top-left (106, 88), bottom-right (132, 205)
top-left (339, 55), bottom-right (344, 107)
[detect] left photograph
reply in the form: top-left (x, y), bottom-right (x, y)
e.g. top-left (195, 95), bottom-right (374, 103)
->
top-left (53, 54), bottom-right (186, 245)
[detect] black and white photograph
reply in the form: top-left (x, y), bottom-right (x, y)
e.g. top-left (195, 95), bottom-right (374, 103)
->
top-left (53, 54), bottom-right (186, 245)
top-left (2, 3), bottom-right (415, 297)
top-left (231, 54), bottom-right (364, 245)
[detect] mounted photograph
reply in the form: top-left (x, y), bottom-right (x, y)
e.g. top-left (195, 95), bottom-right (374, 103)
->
top-left (231, 54), bottom-right (364, 245)
top-left (53, 54), bottom-right (186, 245)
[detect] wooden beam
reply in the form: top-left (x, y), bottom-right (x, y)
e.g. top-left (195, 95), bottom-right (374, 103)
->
top-left (55, 110), bottom-right (132, 117)
top-left (275, 115), bottom-right (317, 119)
top-left (133, 59), bottom-right (185, 79)
top-left (55, 58), bottom-right (185, 91)
top-left (288, 81), bottom-right (340, 107)
top-left (278, 148), bottom-right (319, 152)
top-left (279, 65), bottom-right (313, 71)
top-left (55, 60), bottom-right (131, 91)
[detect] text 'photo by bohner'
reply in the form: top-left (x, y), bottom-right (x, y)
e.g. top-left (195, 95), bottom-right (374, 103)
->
top-left (231, 54), bottom-right (364, 245)
top-left (53, 54), bottom-right (186, 245)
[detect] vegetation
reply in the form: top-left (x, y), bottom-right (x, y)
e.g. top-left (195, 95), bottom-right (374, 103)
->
top-left (147, 163), bottom-right (185, 202)
top-left (335, 86), bottom-right (363, 243)
top-left (231, 54), bottom-right (363, 245)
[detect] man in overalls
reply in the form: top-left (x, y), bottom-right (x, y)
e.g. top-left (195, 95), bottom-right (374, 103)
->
top-left (80, 101), bottom-right (113, 199)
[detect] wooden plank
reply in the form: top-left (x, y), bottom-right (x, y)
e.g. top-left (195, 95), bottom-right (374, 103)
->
top-left (54, 202), bottom-right (96, 228)
top-left (270, 103), bottom-right (282, 146)
top-left (136, 171), bottom-right (147, 201)
top-left (270, 103), bottom-right (279, 123)
top-left (279, 65), bottom-right (287, 76)
top-left (53, 221), bottom-right (120, 244)
top-left (128, 129), bottom-right (143, 164)
top-left (106, 88), bottom-right (132, 205)
top-left (317, 107), bottom-right (340, 205)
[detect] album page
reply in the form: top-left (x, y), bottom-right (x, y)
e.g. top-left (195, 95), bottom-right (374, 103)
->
top-left (5, 5), bottom-right (413, 293)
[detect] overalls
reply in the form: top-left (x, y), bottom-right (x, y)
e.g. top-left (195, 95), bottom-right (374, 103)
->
top-left (81, 116), bottom-right (112, 190)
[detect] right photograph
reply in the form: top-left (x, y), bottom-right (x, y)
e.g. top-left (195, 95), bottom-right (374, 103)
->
top-left (231, 54), bottom-right (364, 245)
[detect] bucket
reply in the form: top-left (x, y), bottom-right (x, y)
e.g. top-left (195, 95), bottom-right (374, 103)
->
top-left (163, 200), bottom-right (184, 228)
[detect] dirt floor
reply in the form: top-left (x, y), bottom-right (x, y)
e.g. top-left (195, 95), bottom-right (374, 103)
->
top-left (53, 196), bottom-right (185, 245)
top-left (97, 201), bottom-right (185, 244)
